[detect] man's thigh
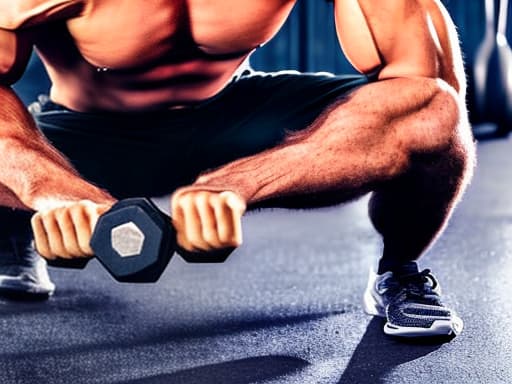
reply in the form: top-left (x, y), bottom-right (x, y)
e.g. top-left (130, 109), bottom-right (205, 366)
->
top-left (31, 70), bottom-right (368, 199)
top-left (188, 70), bottom-right (369, 176)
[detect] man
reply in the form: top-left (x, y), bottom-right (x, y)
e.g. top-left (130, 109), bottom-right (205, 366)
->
top-left (0, 0), bottom-right (474, 337)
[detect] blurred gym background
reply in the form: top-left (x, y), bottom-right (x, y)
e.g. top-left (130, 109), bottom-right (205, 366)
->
top-left (13, 0), bottom-right (512, 137)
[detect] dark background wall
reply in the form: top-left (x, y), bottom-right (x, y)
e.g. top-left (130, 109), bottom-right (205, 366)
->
top-left (250, 0), bottom-right (487, 74)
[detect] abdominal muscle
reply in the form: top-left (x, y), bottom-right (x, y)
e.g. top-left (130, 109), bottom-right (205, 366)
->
top-left (27, 0), bottom-right (297, 112)
top-left (37, 43), bottom-right (252, 112)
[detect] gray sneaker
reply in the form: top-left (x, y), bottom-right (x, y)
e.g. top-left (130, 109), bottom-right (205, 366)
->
top-left (0, 236), bottom-right (55, 299)
top-left (363, 262), bottom-right (463, 337)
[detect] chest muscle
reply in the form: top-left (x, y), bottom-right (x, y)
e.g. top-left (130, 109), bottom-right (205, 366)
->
top-left (65, 0), bottom-right (296, 69)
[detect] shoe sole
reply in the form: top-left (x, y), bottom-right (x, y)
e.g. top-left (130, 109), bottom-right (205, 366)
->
top-left (0, 286), bottom-right (51, 301)
top-left (363, 287), bottom-right (464, 338)
top-left (0, 275), bottom-right (54, 300)
top-left (384, 317), bottom-right (464, 337)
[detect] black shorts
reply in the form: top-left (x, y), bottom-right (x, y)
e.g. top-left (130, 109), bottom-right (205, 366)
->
top-left (32, 69), bottom-right (369, 199)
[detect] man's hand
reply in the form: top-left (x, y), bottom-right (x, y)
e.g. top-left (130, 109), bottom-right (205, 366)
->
top-left (31, 200), bottom-right (114, 259)
top-left (171, 189), bottom-right (247, 252)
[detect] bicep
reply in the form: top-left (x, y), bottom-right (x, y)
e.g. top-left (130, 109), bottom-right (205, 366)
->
top-left (0, 28), bottom-right (33, 85)
top-left (334, 0), bottom-right (464, 92)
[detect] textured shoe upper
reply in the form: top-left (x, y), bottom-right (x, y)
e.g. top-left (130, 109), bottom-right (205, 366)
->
top-left (374, 262), bottom-right (454, 329)
top-left (0, 236), bottom-right (55, 296)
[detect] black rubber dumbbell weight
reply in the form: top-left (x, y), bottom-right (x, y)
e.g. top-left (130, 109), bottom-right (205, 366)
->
top-left (47, 198), bottom-right (234, 282)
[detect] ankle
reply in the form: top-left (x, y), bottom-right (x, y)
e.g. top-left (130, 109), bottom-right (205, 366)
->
top-left (377, 259), bottom-right (419, 275)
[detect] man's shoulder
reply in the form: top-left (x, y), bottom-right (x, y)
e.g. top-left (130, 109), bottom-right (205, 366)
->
top-left (0, 0), bottom-right (84, 30)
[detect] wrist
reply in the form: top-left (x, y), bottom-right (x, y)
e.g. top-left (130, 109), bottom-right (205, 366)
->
top-left (192, 173), bottom-right (255, 203)
top-left (25, 176), bottom-right (115, 212)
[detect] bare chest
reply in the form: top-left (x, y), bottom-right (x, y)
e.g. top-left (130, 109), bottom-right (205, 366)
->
top-left (65, 0), bottom-right (296, 69)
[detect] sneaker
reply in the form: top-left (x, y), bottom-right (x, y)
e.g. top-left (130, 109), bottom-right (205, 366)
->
top-left (363, 262), bottom-right (463, 337)
top-left (0, 236), bottom-right (55, 299)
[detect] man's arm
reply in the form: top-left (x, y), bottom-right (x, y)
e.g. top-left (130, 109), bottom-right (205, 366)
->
top-left (0, 27), bottom-right (115, 256)
top-left (334, 0), bottom-right (465, 92)
top-left (171, 0), bottom-right (470, 253)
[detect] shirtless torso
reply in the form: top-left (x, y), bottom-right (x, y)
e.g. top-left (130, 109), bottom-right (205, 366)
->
top-left (2, 0), bottom-right (462, 112)
top-left (2, 0), bottom-right (298, 110)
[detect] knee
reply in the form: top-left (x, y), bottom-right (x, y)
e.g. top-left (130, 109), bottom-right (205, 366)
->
top-left (406, 79), bottom-right (476, 182)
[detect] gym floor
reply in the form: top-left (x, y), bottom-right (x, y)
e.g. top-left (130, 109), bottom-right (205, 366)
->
top-left (0, 130), bottom-right (511, 384)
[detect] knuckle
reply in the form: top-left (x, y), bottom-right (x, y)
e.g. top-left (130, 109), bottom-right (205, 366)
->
top-left (87, 203), bottom-right (107, 218)
top-left (217, 230), bottom-right (230, 243)
top-left (69, 204), bottom-right (84, 216)
top-left (221, 192), bottom-right (246, 211)
top-left (62, 236), bottom-right (80, 252)
top-left (195, 191), bottom-right (209, 202)
top-left (208, 193), bottom-right (221, 207)
top-left (218, 191), bottom-right (233, 203)
top-left (170, 200), bottom-right (181, 218)
top-left (179, 193), bottom-right (194, 207)
top-left (171, 215), bottom-right (182, 228)
top-left (178, 236), bottom-right (195, 252)
top-left (202, 228), bottom-right (218, 246)
top-left (171, 193), bottom-right (182, 209)
top-left (176, 234), bottom-right (186, 249)
top-left (187, 229), bottom-right (204, 246)
top-left (35, 244), bottom-right (49, 258)
top-left (233, 237), bottom-right (243, 247)
top-left (185, 227), bottom-right (209, 250)
top-left (55, 207), bottom-right (71, 221)
top-left (172, 217), bottom-right (184, 232)
top-left (39, 211), bottom-right (54, 222)
top-left (40, 250), bottom-right (54, 259)
top-left (226, 236), bottom-right (242, 248)
top-left (78, 240), bottom-right (93, 255)
top-left (194, 195), bottom-right (209, 211)
top-left (31, 213), bottom-right (42, 226)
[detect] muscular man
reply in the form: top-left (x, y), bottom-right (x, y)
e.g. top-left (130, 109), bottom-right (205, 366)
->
top-left (0, 0), bottom-right (474, 337)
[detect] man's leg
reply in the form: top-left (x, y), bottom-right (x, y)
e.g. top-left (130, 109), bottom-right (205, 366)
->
top-left (369, 147), bottom-right (470, 273)
top-left (0, 208), bottom-right (54, 298)
top-left (335, 78), bottom-right (473, 336)
top-left (301, 78), bottom-right (474, 336)
top-left (158, 71), bottom-right (473, 273)
top-left (180, 73), bottom-right (475, 336)
top-left (364, 140), bottom-right (470, 336)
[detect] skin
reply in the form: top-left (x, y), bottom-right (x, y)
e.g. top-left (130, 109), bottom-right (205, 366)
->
top-left (0, 0), bottom-right (474, 261)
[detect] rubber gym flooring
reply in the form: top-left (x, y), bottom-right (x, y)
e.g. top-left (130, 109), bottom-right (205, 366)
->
top-left (0, 131), bottom-right (511, 384)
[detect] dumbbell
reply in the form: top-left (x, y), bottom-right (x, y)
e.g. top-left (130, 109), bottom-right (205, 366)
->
top-left (47, 198), bottom-right (235, 283)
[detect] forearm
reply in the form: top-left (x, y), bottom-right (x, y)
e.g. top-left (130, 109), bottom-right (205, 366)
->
top-left (0, 86), bottom-right (113, 210)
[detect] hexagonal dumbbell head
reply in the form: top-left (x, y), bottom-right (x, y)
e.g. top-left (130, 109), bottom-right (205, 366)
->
top-left (90, 198), bottom-right (176, 283)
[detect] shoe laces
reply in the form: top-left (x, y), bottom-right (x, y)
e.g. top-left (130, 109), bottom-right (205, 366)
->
top-left (382, 269), bottom-right (440, 303)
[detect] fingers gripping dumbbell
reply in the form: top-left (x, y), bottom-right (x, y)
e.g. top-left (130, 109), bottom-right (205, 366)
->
top-left (47, 198), bottom-right (234, 282)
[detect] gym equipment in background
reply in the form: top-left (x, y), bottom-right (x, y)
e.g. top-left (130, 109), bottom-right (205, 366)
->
top-left (473, 0), bottom-right (512, 136)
